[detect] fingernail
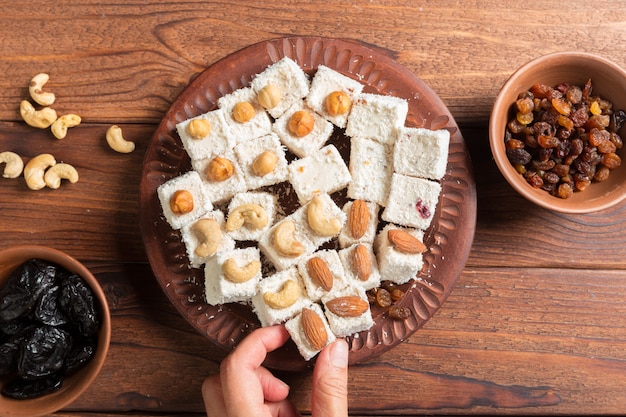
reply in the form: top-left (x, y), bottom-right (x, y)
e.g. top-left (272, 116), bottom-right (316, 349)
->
top-left (329, 339), bottom-right (349, 369)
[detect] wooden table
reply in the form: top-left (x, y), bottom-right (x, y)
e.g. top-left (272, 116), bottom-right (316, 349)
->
top-left (2, 1), bottom-right (626, 415)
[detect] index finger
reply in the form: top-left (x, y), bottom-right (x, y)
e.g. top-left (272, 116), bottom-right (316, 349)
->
top-left (228, 325), bottom-right (290, 370)
top-left (220, 325), bottom-right (291, 416)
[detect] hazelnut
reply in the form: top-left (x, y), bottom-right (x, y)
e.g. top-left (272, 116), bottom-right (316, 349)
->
top-left (287, 110), bottom-right (315, 137)
top-left (257, 84), bottom-right (282, 109)
top-left (170, 190), bottom-right (194, 214)
top-left (325, 91), bottom-right (352, 116)
top-left (232, 101), bottom-right (255, 123)
top-left (206, 157), bottom-right (234, 182)
top-left (252, 150), bottom-right (278, 177)
top-left (186, 118), bottom-right (211, 139)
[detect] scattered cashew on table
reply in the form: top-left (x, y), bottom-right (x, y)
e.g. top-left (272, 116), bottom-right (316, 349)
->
top-left (1, 73), bottom-right (137, 190)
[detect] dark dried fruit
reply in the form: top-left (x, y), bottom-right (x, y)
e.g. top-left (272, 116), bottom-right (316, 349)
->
top-left (506, 148), bottom-right (531, 165)
top-left (375, 288), bottom-right (392, 309)
top-left (0, 259), bottom-right (56, 321)
top-left (602, 152), bottom-right (622, 169)
top-left (1, 373), bottom-right (63, 399)
top-left (390, 289), bottom-right (404, 302)
top-left (0, 338), bottom-right (22, 375)
top-left (18, 326), bottom-right (71, 379)
top-left (504, 79), bottom-right (625, 198)
top-left (389, 305), bottom-right (411, 320)
top-left (65, 340), bottom-right (96, 374)
top-left (59, 273), bottom-right (99, 337)
top-left (0, 259), bottom-right (101, 400)
top-left (35, 285), bottom-right (68, 327)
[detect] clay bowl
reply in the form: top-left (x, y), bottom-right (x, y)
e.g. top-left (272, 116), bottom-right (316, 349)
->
top-left (0, 245), bottom-right (111, 417)
top-left (489, 51), bottom-right (626, 213)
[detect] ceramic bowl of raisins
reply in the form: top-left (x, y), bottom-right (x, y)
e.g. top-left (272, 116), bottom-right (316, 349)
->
top-left (489, 51), bottom-right (626, 213)
top-left (0, 245), bottom-right (111, 417)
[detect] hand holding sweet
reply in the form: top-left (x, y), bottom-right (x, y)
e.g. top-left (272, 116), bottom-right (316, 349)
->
top-left (202, 325), bottom-right (348, 417)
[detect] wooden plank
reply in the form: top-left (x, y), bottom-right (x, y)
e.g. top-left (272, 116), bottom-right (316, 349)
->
top-left (48, 264), bottom-right (626, 415)
top-left (0, 2), bottom-right (625, 125)
top-left (0, 122), bottom-right (152, 262)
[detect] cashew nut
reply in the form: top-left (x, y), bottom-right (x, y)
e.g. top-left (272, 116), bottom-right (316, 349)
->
top-left (307, 195), bottom-right (342, 237)
top-left (191, 218), bottom-right (222, 258)
top-left (263, 279), bottom-right (300, 309)
top-left (20, 100), bottom-right (57, 129)
top-left (51, 114), bottom-right (81, 140)
top-left (24, 153), bottom-right (56, 190)
top-left (222, 258), bottom-right (261, 283)
top-left (0, 151), bottom-right (24, 179)
top-left (226, 204), bottom-right (269, 231)
top-left (43, 163), bottom-right (79, 189)
top-left (29, 73), bottom-right (56, 106)
top-left (106, 125), bottom-right (135, 153)
top-left (273, 220), bottom-right (305, 258)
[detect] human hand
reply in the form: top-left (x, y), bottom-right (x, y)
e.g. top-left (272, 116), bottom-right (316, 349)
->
top-left (202, 324), bottom-right (349, 417)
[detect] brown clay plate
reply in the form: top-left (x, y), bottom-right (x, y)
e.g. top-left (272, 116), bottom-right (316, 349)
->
top-left (139, 36), bottom-right (476, 371)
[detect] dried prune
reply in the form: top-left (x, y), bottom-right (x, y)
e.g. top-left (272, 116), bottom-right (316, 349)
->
top-left (1, 373), bottom-right (63, 399)
top-left (18, 326), bottom-right (71, 380)
top-left (0, 317), bottom-right (32, 336)
top-left (34, 285), bottom-right (68, 327)
top-left (59, 274), bottom-right (99, 337)
top-left (65, 340), bottom-right (96, 374)
top-left (0, 259), bottom-right (101, 400)
top-left (0, 259), bottom-right (56, 321)
top-left (0, 338), bottom-right (22, 375)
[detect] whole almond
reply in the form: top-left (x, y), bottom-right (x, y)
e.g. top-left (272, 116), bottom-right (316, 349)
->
top-left (326, 296), bottom-right (369, 317)
top-left (352, 244), bottom-right (371, 281)
top-left (388, 229), bottom-right (427, 254)
top-left (306, 257), bottom-right (333, 291)
top-left (349, 200), bottom-right (369, 239)
top-left (301, 308), bottom-right (328, 351)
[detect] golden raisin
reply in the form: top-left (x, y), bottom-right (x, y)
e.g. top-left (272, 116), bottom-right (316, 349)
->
top-left (590, 101), bottom-right (602, 116)
top-left (375, 288), bottom-right (392, 308)
top-left (516, 97), bottom-right (534, 114)
top-left (390, 288), bottom-right (404, 302)
top-left (557, 115), bottom-right (574, 130)
top-left (516, 112), bottom-right (534, 125)
top-left (537, 135), bottom-right (559, 148)
top-left (388, 305), bottom-right (411, 320)
top-left (602, 152), bottom-right (622, 169)
top-left (551, 98), bottom-right (571, 116)
top-left (594, 166), bottom-right (610, 181)
top-left (557, 183), bottom-right (574, 199)
top-left (505, 139), bottom-right (525, 150)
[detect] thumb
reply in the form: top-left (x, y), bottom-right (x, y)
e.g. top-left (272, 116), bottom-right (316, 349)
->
top-left (311, 339), bottom-right (349, 417)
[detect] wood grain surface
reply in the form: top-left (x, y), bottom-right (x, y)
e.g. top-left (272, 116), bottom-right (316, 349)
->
top-left (2, 1), bottom-right (626, 415)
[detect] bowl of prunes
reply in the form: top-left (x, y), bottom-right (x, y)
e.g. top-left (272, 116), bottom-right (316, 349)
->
top-left (0, 245), bottom-right (111, 417)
